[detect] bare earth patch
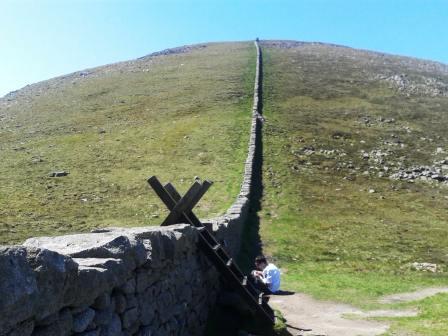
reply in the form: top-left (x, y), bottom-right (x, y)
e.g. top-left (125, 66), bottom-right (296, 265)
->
top-left (271, 287), bottom-right (448, 335)
top-left (271, 293), bottom-right (389, 336)
top-left (378, 287), bottom-right (448, 304)
top-left (270, 289), bottom-right (441, 336)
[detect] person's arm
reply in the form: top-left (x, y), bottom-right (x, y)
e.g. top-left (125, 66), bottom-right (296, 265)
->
top-left (261, 269), bottom-right (274, 287)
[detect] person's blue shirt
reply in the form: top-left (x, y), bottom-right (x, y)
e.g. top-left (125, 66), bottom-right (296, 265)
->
top-left (262, 263), bottom-right (281, 293)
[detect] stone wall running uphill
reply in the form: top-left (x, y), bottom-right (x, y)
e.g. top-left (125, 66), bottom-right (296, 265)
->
top-left (0, 40), bottom-right (263, 336)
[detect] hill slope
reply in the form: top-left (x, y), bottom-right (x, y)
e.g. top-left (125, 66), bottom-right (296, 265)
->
top-left (259, 41), bottom-right (448, 335)
top-left (0, 42), bottom-right (255, 244)
top-left (1, 39), bottom-right (448, 335)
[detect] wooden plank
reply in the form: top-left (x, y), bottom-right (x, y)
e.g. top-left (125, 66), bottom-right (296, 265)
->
top-left (148, 176), bottom-right (195, 226)
top-left (165, 180), bottom-right (212, 216)
top-left (164, 182), bottom-right (206, 227)
top-left (161, 181), bottom-right (202, 225)
top-left (147, 176), bottom-right (176, 209)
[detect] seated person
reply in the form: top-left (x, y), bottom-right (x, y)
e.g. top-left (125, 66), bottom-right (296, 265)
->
top-left (251, 255), bottom-right (281, 294)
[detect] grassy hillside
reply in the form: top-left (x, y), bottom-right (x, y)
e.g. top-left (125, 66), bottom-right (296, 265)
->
top-left (2, 38), bottom-right (448, 334)
top-left (0, 42), bottom-right (255, 244)
top-left (260, 41), bottom-right (448, 335)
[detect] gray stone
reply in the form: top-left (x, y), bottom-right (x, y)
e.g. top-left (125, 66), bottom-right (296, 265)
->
top-left (31, 324), bottom-right (60, 336)
top-left (121, 307), bottom-right (138, 329)
top-left (48, 171), bottom-right (69, 177)
top-left (65, 258), bottom-right (128, 307)
top-left (70, 305), bottom-right (90, 315)
top-left (109, 225), bottom-right (196, 266)
top-left (120, 278), bottom-right (135, 294)
top-left (77, 330), bottom-right (100, 336)
top-left (93, 293), bottom-right (112, 310)
top-left (99, 314), bottom-right (121, 336)
top-left (112, 292), bottom-right (127, 314)
top-left (6, 319), bottom-right (34, 336)
top-left (59, 308), bottom-right (73, 334)
top-left (411, 262), bottom-right (438, 272)
top-left (136, 271), bottom-right (151, 293)
top-left (122, 321), bottom-right (139, 335)
top-left (24, 231), bottom-right (146, 271)
top-left (36, 311), bottom-right (59, 327)
top-left (167, 316), bottom-right (181, 333)
top-left (31, 310), bottom-right (72, 336)
top-left (0, 192), bottom-right (235, 335)
top-left (73, 308), bottom-right (95, 333)
top-left (137, 325), bottom-right (153, 336)
top-left (93, 307), bottom-right (113, 326)
top-left (180, 285), bottom-right (192, 303)
top-left (138, 302), bottom-right (155, 325)
top-left (0, 247), bottom-right (37, 333)
top-left (137, 286), bottom-right (156, 325)
top-left (0, 246), bottom-right (77, 333)
top-left (125, 294), bottom-right (137, 309)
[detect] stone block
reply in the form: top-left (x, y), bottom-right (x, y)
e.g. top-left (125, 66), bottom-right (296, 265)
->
top-left (24, 231), bottom-right (146, 271)
top-left (31, 309), bottom-right (72, 336)
top-left (136, 271), bottom-right (151, 293)
top-left (92, 293), bottom-right (112, 310)
top-left (112, 292), bottom-right (127, 314)
top-left (77, 329), bottom-right (100, 336)
top-left (119, 278), bottom-right (136, 295)
top-left (65, 259), bottom-right (127, 308)
top-left (0, 246), bottom-right (77, 333)
top-left (125, 293), bottom-right (138, 309)
top-left (121, 307), bottom-right (138, 329)
top-left (72, 308), bottom-right (95, 333)
top-left (138, 291), bottom-right (156, 325)
top-left (93, 307), bottom-right (113, 326)
top-left (99, 313), bottom-right (121, 336)
top-left (6, 319), bottom-right (34, 336)
top-left (137, 325), bottom-right (153, 336)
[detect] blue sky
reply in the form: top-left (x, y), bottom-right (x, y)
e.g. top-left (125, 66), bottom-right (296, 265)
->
top-left (1, 0), bottom-right (447, 97)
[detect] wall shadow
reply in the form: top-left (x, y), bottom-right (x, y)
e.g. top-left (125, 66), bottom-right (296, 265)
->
top-left (237, 43), bottom-right (264, 273)
top-left (237, 119), bottom-right (264, 273)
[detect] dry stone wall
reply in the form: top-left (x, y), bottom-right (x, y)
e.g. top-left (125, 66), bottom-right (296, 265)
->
top-left (0, 41), bottom-right (262, 336)
top-left (210, 40), bottom-right (262, 257)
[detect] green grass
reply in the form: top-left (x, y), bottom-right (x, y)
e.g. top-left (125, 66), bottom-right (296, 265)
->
top-left (0, 42), bottom-right (256, 244)
top-left (260, 42), bottom-right (448, 335)
top-left (384, 293), bottom-right (448, 335)
top-left (2, 39), bottom-right (448, 334)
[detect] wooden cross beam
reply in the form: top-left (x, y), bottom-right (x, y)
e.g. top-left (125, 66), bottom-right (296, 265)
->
top-left (147, 176), bottom-right (212, 227)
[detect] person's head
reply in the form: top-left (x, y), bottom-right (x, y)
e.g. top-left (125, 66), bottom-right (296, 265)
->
top-left (255, 255), bottom-right (268, 271)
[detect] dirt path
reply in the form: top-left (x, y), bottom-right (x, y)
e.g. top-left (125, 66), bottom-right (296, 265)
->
top-left (271, 287), bottom-right (448, 335)
top-left (379, 287), bottom-right (448, 304)
top-left (271, 293), bottom-right (389, 336)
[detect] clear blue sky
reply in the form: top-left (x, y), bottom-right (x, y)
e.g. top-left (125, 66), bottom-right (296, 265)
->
top-left (1, 0), bottom-right (447, 97)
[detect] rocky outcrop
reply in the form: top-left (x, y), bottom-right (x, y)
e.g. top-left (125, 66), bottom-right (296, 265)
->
top-left (375, 73), bottom-right (448, 97)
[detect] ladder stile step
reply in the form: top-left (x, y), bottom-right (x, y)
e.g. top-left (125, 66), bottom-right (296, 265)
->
top-left (216, 249), bottom-right (228, 260)
top-left (200, 228), bottom-right (217, 244)
top-left (149, 175), bottom-right (274, 324)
